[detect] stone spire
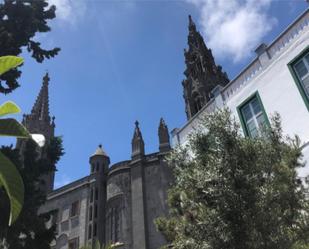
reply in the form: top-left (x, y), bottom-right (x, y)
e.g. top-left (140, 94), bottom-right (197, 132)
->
top-left (31, 72), bottom-right (51, 123)
top-left (17, 73), bottom-right (56, 193)
top-left (158, 118), bottom-right (170, 153)
top-left (131, 121), bottom-right (145, 160)
top-left (183, 15), bottom-right (229, 120)
top-left (19, 73), bottom-right (55, 141)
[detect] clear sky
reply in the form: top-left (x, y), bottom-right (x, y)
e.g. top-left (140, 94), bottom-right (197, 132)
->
top-left (2, 0), bottom-right (308, 188)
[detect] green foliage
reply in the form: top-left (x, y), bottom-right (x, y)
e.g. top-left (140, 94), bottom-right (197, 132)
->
top-left (0, 55), bottom-right (47, 226)
top-left (0, 56), bottom-right (23, 76)
top-left (0, 118), bottom-right (31, 138)
top-left (0, 136), bottom-right (64, 249)
top-left (0, 56), bottom-right (28, 226)
top-left (0, 101), bottom-right (20, 117)
top-left (0, 100), bottom-right (27, 225)
top-left (156, 109), bottom-right (309, 249)
top-left (0, 149), bottom-right (23, 226)
top-left (0, 0), bottom-right (60, 94)
top-left (79, 240), bottom-right (124, 249)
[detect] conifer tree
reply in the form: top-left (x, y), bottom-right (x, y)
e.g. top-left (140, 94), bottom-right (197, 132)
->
top-left (0, 0), bottom-right (60, 94)
top-left (156, 110), bottom-right (309, 249)
top-left (0, 137), bottom-right (64, 249)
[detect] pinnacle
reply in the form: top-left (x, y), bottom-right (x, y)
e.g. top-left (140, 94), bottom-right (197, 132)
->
top-left (92, 144), bottom-right (108, 157)
top-left (30, 73), bottom-right (51, 122)
top-left (133, 120), bottom-right (143, 140)
top-left (43, 72), bottom-right (50, 84)
top-left (188, 14), bottom-right (196, 32)
top-left (160, 117), bottom-right (164, 123)
top-left (159, 118), bottom-right (168, 131)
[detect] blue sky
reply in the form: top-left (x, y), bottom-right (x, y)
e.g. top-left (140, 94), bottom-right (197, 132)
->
top-left (2, 0), bottom-right (308, 188)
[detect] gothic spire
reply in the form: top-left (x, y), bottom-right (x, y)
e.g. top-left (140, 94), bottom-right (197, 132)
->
top-left (19, 72), bottom-right (55, 143)
top-left (17, 72), bottom-right (55, 194)
top-left (158, 118), bottom-right (171, 153)
top-left (31, 72), bottom-right (51, 123)
top-left (131, 121), bottom-right (145, 160)
top-left (182, 15), bottom-right (229, 120)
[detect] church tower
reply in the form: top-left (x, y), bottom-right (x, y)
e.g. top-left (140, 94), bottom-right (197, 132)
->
top-left (182, 15), bottom-right (229, 120)
top-left (17, 73), bottom-right (56, 193)
top-left (89, 144), bottom-right (110, 246)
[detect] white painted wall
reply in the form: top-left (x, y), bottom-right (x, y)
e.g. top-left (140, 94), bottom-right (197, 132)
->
top-left (173, 10), bottom-right (309, 178)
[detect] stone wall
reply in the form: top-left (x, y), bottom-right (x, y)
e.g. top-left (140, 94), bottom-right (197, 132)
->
top-left (107, 166), bottom-right (132, 249)
top-left (144, 157), bottom-right (172, 249)
top-left (39, 180), bottom-right (89, 248)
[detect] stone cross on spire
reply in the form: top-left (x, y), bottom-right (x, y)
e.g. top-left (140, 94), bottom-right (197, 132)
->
top-left (133, 120), bottom-right (142, 139)
top-left (31, 72), bottom-right (51, 123)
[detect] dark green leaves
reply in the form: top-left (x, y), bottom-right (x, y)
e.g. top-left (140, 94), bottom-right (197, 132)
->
top-left (0, 118), bottom-right (30, 138)
top-left (0, 150), bottom-right (24, 225)
top-left (157, 109), bottom-right (309, 249)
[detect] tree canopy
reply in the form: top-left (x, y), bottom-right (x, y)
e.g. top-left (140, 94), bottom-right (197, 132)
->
top-left (0, 0), bottom-right (60, 94)
top-left (156, 109), bottom-right (309, 249)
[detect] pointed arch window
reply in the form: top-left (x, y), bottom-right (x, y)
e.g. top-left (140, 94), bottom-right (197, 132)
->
top-left (106, 197), bottom-right (122, 243)
top-left (90, 188), bottom-right (94, 203)
top-left (95, 188), bottom-right (99, 200)
top-left (89, 206), bottom-right (93, 221)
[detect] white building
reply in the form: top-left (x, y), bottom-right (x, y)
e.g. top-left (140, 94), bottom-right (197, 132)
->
top-left (173, 9), bottom-right (309, 178)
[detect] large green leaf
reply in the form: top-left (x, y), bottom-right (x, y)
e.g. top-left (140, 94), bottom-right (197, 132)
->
top-left (0, 118), bottom-right (30, 138)
top-left (0, 56), bottom-right (24, 75)
top-left (0, 101), bottom-right (21, 117)
top-left (0, 150), bottom-right (24, 225)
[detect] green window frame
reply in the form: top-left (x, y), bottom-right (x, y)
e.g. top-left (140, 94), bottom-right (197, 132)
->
top-left (288, 46), bottom-right (309, 111)
top-left (237, 92), bottom-right (270, 138)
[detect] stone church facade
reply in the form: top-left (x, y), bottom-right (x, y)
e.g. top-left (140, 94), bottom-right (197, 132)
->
top-left (21, 15), bottom-right (241, 249)
top-left (24, 73), bottom-right (174, 249)
top-left (26, 73), bottom-right (174, 249)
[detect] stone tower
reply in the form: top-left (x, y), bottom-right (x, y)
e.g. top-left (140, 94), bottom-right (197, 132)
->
top-left (89, 145), bottom-right (110, 246)
top-left (182, 15), bottom-right (229, 120)
top-left (17, 73), bottom-right (56, 193)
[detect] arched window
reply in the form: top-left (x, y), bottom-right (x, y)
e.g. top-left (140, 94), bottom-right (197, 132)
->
top-left (88, 225), bottom-right (92, 239)
top-left (95, 188), bottom-right (99, 201)
top-left (91, 164), bottom-right (95, 173)
top-left (90, 188), bottom-right (94, 203)
top-left (94, 204), bottom-right (98, 218)
top-left (96, 162), bottom-right (100, 172)
top-left (106, 197), bottom-right (122, 243)
top-left (93, 222), bottom-right (97, 237)
top-left (89, 206), bottom-right (93, 221)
